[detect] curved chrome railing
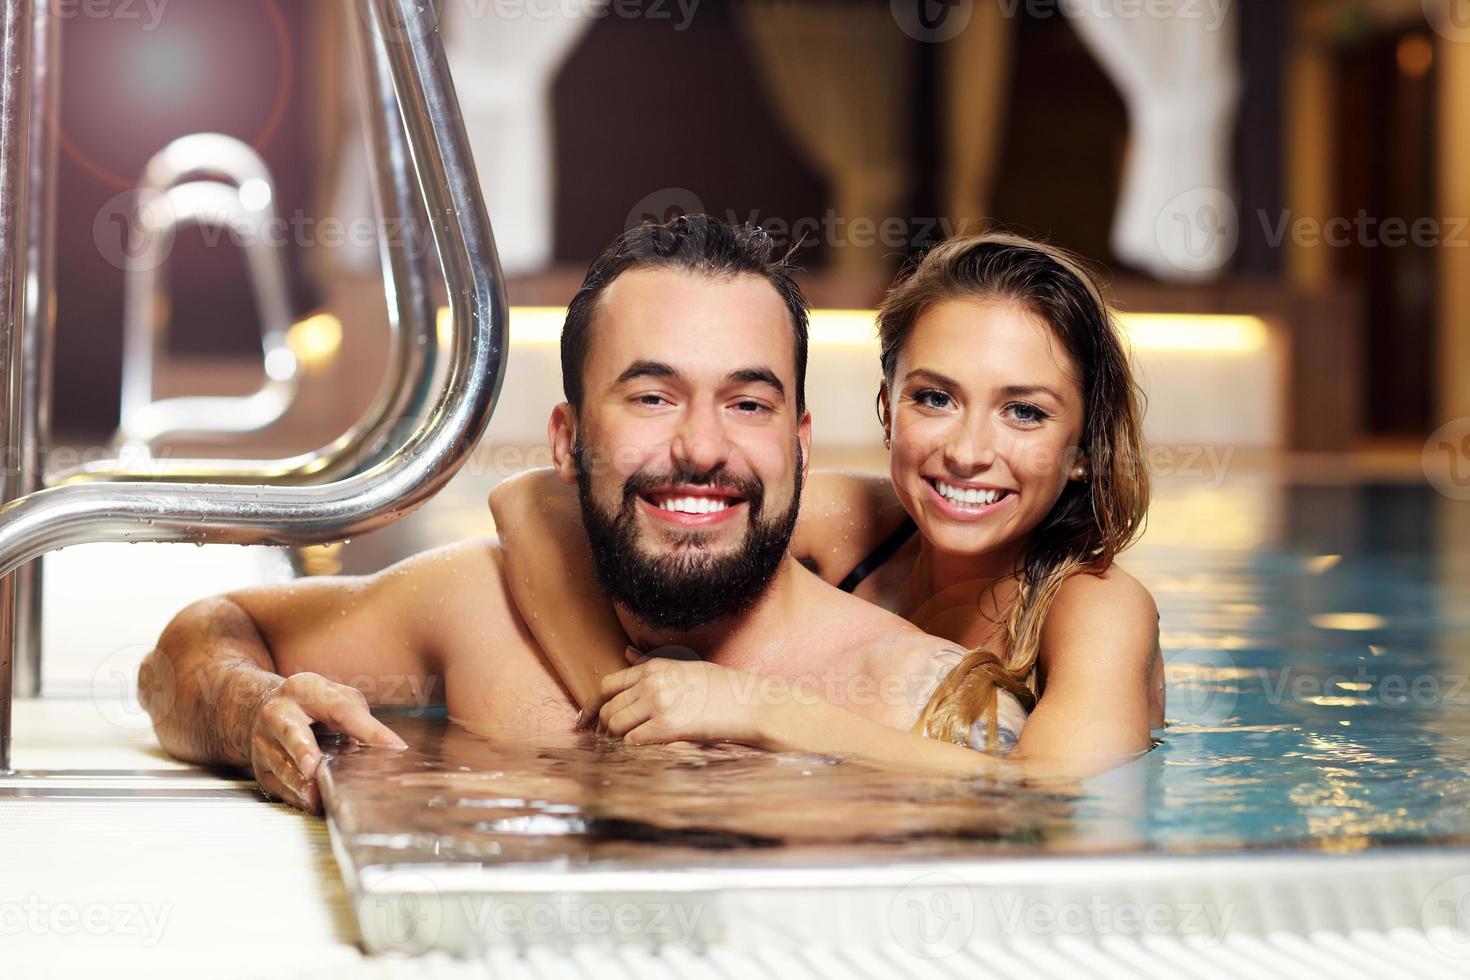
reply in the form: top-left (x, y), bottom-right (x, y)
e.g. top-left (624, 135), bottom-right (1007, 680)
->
top-left (49, 0), bottom-right (440, 487)
top-left (115, 135), bottom-right (299, 449)
top-left (116, 176), bottom-right (300, 448)
top-left (0, 0), bottom-right (36, 766)
top-left (0, 0), bottom-right (509, 768)
top-left (11, 0), bottom-right (55, 701)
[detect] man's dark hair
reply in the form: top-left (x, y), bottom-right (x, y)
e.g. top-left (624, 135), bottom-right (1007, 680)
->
top-left (560, 215), bottom-right (809, 414)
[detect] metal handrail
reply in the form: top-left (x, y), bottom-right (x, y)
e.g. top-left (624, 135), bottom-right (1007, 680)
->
top-left (0, 0), bottom-right (508, 769)
top-left (11, 0), bottom-right (54, 701)
top-left (0, 0), bottom-right (35, 768)
top-left (116, 177), bottom-right (299, 447)
top-left (0, 0), bottom-right (505, 561)
top-left (136, 131), bottom-right (276, 192)
top-left (116, 136), bottom-right (298, 449)
top-left (46, 0), bottom-right (440, 487)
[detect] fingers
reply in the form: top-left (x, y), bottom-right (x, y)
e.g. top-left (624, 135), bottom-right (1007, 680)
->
top-left (260, 696), bottom-right (323, 778)
top-left (577, 665), bottom-right (643, 727)
top-left (251, 675), bottom-right (406, 814)
top-left (252, 729), bottom-right (321, 814)
top-left (601, 697), bottom-right (655, 739)
top-left (594, 687), bottom-right (641, 735)
top-left (291, 676), bottom-right (407, 749)
top-left (621, 718), bottom-right (674, 746)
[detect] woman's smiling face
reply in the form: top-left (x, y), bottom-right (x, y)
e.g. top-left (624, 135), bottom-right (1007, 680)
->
top-left (886, 297), bottom-right (1087, 563)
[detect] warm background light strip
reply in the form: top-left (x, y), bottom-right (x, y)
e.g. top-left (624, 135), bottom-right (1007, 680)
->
top-left (437, 306), bottom-right (1271, 355)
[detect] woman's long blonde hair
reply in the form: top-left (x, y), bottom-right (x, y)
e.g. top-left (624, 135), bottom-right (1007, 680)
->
top-left (880, 233), bottom-right (1151, 749)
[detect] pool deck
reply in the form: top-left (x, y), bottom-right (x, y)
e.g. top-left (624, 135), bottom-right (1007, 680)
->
top-left (8, 697), bottom-right (1470, 978)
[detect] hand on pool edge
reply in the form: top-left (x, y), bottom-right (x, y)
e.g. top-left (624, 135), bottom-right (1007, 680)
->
top-left (248, 672), bottom-right (409, 813)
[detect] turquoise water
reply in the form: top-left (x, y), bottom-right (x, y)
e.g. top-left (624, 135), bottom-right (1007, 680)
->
top-left (1126, 477), bottom-right (1470, 851)
top-left (324, 472), bottom-right (1470, 865)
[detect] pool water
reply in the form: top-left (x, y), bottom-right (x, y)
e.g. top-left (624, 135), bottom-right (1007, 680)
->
top-left (1132, 474), bottom-right (1470, 851)
top-left (322, 470), bottom-right (1470, 868)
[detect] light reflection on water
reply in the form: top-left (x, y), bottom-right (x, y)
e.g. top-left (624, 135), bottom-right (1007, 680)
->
top-left (323, 474), bottom-right (1470, 870)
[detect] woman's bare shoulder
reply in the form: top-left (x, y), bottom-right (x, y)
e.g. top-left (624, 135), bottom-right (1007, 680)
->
top-left (1040, 564), bottom-right (1158, 670)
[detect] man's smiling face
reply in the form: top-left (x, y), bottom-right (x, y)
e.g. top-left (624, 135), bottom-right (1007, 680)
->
top-left (551, 266), bottom-right (811, 632)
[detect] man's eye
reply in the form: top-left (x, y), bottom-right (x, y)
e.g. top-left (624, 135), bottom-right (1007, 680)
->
top-left (635, 394), bottom-right (669, 407)
top-left (733, 399), bottom-right (769, 414)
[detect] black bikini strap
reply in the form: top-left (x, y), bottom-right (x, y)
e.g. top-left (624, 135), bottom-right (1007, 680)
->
top-left (836, 517), bottom-right (918, 593)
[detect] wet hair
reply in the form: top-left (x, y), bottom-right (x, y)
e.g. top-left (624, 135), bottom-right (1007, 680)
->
top-left (561, 215), bottom-right (810, 414)
top-left (878, 233), bottom-right (1151, 749)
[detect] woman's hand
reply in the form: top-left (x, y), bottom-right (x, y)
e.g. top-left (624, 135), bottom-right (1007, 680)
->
top-left (578, 648), bottom-right (788, 748)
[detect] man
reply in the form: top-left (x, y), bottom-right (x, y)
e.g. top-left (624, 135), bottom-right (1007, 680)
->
top-left (141, 217), bottom-right (957, 813)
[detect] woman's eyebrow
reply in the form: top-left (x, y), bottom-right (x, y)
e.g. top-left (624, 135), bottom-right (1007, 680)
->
top-left (901, 368), bottom-right (962, 388)
top-left (998, 384), bottom-right (1064, 402)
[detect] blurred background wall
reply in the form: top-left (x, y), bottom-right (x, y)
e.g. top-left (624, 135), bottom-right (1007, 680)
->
top-left (48, 0), bottom-right (1467, 463)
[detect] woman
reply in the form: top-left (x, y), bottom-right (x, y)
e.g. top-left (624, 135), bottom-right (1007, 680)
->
top-left (491, 232), bottom-right (1163, 777)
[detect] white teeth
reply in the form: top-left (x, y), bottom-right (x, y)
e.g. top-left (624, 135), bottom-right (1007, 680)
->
top-left (657, 496), bottom-right (731, 515)
top-left (934, 480), bottom-right (1005, 507)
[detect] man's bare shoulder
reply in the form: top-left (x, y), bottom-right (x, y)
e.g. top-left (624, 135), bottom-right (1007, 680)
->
top-left (404, 536), bottom-right (517, 622)
top-left (427, 538), bottom-right (579, 732)
top-left (360, 536), bottom-right (532, 659)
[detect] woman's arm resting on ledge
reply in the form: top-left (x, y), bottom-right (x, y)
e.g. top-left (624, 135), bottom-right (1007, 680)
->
top-left (489, 467), bottom-right (630, 709)
top-left (583, 652), bottom-right (1141, 787)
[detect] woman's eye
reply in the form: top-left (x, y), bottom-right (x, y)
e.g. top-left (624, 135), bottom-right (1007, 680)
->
top-left (1005, 402), bottom-right (1050, 425)
top-left (912, 388), bottom-right (953, 410)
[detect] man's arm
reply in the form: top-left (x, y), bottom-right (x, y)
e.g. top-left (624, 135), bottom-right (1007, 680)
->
top-left (139, 539), bottom-right (493, 812)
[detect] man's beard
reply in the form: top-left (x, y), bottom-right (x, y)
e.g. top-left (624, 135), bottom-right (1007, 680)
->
top-left (574, 441), bottom-right (802, 634)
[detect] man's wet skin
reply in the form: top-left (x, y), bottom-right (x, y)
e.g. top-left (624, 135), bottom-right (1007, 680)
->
top-left (141, 260), bottom-right (958, 813)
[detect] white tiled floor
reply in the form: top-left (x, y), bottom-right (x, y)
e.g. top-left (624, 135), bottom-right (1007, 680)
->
top-left (3, 699), bottom-right (372, 979)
